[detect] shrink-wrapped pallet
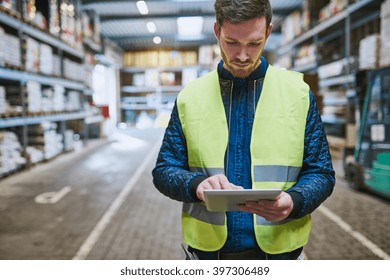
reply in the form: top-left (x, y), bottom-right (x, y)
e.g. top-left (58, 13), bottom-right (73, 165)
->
top-left (0, 131), bottom-right (26, 176)
top-left (359, 34), bottom-right (380, 70)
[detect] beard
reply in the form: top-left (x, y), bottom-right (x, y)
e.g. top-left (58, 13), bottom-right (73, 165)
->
top-left (220, 47), bottom-right (262, 78)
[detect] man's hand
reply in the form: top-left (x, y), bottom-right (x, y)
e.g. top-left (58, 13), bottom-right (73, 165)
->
top-left (196, 174), bottom-right (242, 201)
top-left (239, 192), bottom-right (293, 222)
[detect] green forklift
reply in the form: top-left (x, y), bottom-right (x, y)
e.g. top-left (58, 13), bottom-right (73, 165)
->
top-left (345, 66), bottom-right (390, 199)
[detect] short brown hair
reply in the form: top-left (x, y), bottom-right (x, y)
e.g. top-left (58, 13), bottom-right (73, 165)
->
top-left (214, 0), bottom-right (273, 28)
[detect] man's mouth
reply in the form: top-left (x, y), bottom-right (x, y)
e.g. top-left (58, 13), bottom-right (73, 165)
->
top-left (233, 62), bottom-right (250, 67)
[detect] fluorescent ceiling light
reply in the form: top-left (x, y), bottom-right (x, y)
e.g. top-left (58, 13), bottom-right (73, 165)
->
top-left (146, 21), bottom-right (156, 33)
top-left (153, 36), bottom-right (162, 44)
top-left (177, 16), bottom-right (203, 36)
top-left (136, 1), bottom-right (149, 15)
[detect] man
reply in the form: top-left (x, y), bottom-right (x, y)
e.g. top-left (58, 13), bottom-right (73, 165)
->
top-left (152, 0), bottom-right (335, 260)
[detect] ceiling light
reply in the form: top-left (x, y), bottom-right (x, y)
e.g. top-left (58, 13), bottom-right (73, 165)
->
top-left (153, 36), bottom-right (162, 44)
top-left (177, 16), bottom-right (203, 36)
top-left (136, 1), bottom-right (149, 15)
top-left (146, 22), bottom-right (156, 33)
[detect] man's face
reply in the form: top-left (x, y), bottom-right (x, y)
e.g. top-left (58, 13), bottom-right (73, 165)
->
top-left (214, 17), bottom-right (272, 78)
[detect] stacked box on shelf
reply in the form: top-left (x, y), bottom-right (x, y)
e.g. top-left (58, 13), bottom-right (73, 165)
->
top-left (359, 34), bottom-right (380, 70)
top-left (319, 0), bottom-right (348, 22)
top-left (182, 68), bottom-right (199, 86)
top-left (317, 57), bottom-right (359, 80)
top-left (0, 86), bottom-right (7, 114)
top-left (93, 14), bottom-right (101, 46)
top-left (321, 89), bottom-right (348, 118)
top-left (24, 36), bottom-right (40, 73)
top-left (49, 0), bottom-right (60, 35)
top-left (0, 27), bottom-right (4, 66)
top-left (41, 87), bottom-right (53, 112)
top-left (39, 43), bottom-right (53, 75)
top-left (66, 91), bottom-right (81, 111)
top-left (198, 45), bottom-right (220, 68)
top-left (23, 0), bottom-right (48, 30)
top-left (7, 83), bottom-right (69, 114)
top-left (5, 85), bottom-right (22, 113)
top-left (4, 82), bottom-right (52, 114)
top-left (123, 50), bottom-right (198, 68)
top-left (28, 121), bottom-right (63, 160)
top-left (64, 58), bottom-right (85, 82)
top-left (26, 145), bottom-right (44, 164)
top-left (64, 129), bottom-right (75, 151)
top-left (380, 0), bottom-right (390, 67)
top-left (60, 0), bottom-right (82, 50)
top-left (2, 86), bottom-right (23, 115)
top-left (294, 44), bottom-right (316, 69)
top-left (52, 54), bottom-right (61, 77)
top-left (0, 27), bottom-right (22, 68)
top-left (75, 13), bottom-right (82, 47)
top-left (281, 11), bottom-right (303, 45)
top-left (26, 81), bottom-right (41, 113)
top-left (1, 0), bottom-right (17, 11)
top-left (81, 12), bottom-right (92, 41)
top-left (317, 58), bottom-right (357, 135)
top-left (60, 0), bottom-right (74, 45)
top-left (52, 85), bottom-right (65, 111)
top-left (302, 0), bottom-right (329, 28)
top-left (275, 53), bottom-right (292, 69)
top-left (0, 131), bottom-right (26, 177)
top-left (24, 37), bottom-right (54, 75)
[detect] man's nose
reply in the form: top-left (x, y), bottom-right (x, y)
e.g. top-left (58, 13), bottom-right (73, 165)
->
top-left (236, 47), bottom-right (249, 62)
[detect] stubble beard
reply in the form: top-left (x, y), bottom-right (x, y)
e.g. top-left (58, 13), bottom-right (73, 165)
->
top-left (220, 48), bottom-right (261, 79)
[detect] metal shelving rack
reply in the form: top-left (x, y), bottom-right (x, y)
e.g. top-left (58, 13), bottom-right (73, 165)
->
top-left (277, 0), bottom-right (384, 157)
top-left (0, 1), bottom-right (104, 177)
top-left (119, 65), bottom-right (207, 125)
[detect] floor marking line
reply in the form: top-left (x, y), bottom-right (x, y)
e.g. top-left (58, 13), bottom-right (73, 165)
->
top-left (35, 186), bottom-right (72, 204)
top-left (72, 140), bottom-right (161, 260)
top-left (318, 205), bottom-right (390, 260)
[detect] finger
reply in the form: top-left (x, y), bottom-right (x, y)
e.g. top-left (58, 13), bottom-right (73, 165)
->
top-left (230, 183), bottom-right (244, 190)
top-left (239, 206), bottom-right (278, 221)
top-left (218, 175), bottom-right (232, 189)
top-left (241, 203), bottom-right (277, 216)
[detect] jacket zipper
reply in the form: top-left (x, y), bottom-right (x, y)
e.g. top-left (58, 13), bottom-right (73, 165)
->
top-left (253, 80), bottom-right (256, 113)
top-left (226, 81), bottom-right (234, 177)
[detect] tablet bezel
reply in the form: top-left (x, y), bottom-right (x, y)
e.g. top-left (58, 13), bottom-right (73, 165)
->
top-left (204, 189), bottom-right (282, 212)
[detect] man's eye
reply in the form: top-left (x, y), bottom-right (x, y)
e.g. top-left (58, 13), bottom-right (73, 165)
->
top-left (227, 41), bottom-right (238, 45)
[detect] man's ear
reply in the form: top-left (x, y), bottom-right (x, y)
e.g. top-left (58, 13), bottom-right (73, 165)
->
top-left (266, 23), bottom-right (273, 39)
top-left (214, 21), bottom-right (220, 41)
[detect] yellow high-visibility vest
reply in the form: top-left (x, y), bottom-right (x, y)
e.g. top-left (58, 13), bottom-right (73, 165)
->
top-left (177, 65), bottom-right (311, 254)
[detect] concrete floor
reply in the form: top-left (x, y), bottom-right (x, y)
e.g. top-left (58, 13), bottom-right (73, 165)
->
top-left (0, 127), bottom-right (389, 260)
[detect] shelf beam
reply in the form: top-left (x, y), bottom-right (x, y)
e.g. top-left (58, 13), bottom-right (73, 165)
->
top-left (277, 0), bottom-right (379, 56)
top-left (0, 68), bottom-right (85, 90)
top-left (0, 112), bottom-right (88, 128)
top-left (0, 12), bottom-right (84, 59)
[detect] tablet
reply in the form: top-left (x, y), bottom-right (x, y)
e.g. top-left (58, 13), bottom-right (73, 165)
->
top-left (204, 189), bottom-right (282, 212)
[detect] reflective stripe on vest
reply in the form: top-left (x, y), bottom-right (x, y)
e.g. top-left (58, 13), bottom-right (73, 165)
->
top-left (178, 65), bottom-right (311, 253)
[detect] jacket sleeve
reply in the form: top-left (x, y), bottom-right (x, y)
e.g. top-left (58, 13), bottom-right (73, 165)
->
top-left (286, 91), bottom-right (336, 219)
top-left (152, 101), bottom-right (207, 203)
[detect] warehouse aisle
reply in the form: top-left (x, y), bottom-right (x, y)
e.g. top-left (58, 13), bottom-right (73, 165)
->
top-left (1, 127), bottom-right (390, 260)
top-left (0, 127), bottom-right (184, 260)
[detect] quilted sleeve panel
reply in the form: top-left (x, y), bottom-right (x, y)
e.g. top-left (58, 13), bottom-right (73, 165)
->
top-left (286, 91), bottom-right (336, 219)
top-left (152, 101), bottom-right (206, 203)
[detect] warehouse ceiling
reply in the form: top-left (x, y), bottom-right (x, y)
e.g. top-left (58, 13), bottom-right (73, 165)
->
top-left (81, 0), bottom-right (304, 51)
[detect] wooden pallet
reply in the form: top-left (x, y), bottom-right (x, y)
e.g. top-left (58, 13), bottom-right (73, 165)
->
top-left (327, 135), bottom-right (347, 159)
top-left (0, 6), bottom-right (21, 20)
top-left (0, 111), bottom-right (22, 118)
top-left (3, 63), bottom-right (24, 71)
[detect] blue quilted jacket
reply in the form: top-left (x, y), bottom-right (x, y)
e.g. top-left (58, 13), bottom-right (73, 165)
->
top-left (152, 57), bottom-right (335, 253)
